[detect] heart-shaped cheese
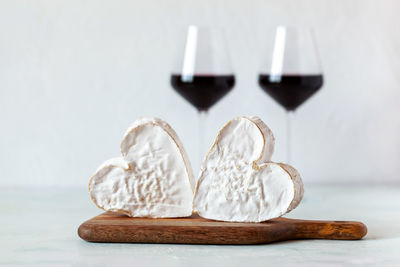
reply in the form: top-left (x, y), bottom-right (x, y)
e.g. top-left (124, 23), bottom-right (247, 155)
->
top-left (89, 118), bottom-right (195, 218)
top-left (193, 116), bottom-right (304, 222)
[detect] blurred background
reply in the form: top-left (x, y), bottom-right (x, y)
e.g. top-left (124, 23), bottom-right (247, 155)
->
top-left (0, 0), bottom-right (399, 186)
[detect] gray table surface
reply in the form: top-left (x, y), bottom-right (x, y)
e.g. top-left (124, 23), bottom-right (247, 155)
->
top-left (1, 184), bottom-right (399, 266)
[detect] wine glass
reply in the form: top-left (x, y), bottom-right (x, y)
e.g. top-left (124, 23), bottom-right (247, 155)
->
top-left (171, 25), bottom-right (235, 168)
top-left (258, 26), bottom-right (323, 163)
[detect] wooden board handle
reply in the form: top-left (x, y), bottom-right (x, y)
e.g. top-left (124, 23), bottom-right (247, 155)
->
top-left (284, 218), bottom-right (368, 240)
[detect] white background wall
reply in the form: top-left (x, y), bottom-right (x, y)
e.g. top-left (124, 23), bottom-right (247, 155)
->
top-left (1, 0), bottom-right (399, 186)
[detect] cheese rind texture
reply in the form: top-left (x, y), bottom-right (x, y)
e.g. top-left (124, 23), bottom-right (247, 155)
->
top-left (193, 116), bottom-right (303, 222)
top-left (89, 117), bottom-right (194, 218)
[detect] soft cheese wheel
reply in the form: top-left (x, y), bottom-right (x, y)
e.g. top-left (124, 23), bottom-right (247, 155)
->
top-left (194, 116), bottom-right (303, 222)
top-left (89, 117), bottom-right (194, 218)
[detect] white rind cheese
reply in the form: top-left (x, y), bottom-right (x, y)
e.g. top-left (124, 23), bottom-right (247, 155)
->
top-left (89, 117), bottom-right (194, 218)
top-left (193, 116), bottom-right (304, 222)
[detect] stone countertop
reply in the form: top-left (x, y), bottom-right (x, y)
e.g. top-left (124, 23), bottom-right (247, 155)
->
top-left (1, 185), bottom-right (399, 266)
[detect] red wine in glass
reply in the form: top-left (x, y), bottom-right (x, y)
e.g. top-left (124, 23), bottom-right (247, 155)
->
top-left (258, 74), bottom-right (323, 111)
top-left (171, 74), bottom-right (235, 111)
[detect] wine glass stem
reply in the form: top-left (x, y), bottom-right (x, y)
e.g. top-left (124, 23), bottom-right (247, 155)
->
top-left (286, 111), bottom-right (294, 164)
top-left (198, 110), bottom-right (208, 171)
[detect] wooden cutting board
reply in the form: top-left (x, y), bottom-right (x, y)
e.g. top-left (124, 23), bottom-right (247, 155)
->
top-left (78, 212), bottom-right (367, 244)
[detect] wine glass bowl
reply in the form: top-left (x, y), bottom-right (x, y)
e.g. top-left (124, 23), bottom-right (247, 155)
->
top-left (171, 25), bottom-right (235, 112)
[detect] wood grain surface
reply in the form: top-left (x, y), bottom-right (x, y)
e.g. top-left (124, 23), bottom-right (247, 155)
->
top-left (78, 212), bottom-right (367, 244)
